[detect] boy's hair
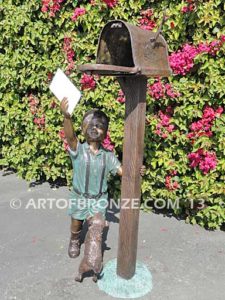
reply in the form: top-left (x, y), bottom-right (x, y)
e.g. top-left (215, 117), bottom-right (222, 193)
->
top-left (82, 109), bottom-right (109, 132)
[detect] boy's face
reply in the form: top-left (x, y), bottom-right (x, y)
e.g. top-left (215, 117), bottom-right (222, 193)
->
top-left (82, 115), bottom-right (107, 143)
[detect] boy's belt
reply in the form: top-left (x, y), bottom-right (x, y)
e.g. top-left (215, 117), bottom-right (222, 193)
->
top-left (73, 188), bottom-right (107, 199)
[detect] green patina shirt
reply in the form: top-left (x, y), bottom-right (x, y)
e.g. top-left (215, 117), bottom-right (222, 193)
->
top-left (67, 141), bottom-right (121, 220)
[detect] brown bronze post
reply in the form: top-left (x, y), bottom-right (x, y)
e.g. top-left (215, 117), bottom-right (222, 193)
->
top-left (116, 76), bottom-right (147, 279)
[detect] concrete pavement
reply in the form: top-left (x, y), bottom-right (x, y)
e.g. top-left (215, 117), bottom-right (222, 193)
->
top-left (0, 170), bottom-right (224, 300)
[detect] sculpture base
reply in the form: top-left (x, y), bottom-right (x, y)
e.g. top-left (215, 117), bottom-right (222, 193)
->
top-left (97, 259), bottom-right (153, 298)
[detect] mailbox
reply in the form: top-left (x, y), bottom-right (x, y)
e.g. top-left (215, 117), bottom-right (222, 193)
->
top-left (77, 19), bottom-right (173, 284)
top-left (78, 20), bottom-right (172, 77)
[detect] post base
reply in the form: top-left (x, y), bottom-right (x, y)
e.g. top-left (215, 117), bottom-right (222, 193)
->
top-left (97, 259), bottom-right (153, 298)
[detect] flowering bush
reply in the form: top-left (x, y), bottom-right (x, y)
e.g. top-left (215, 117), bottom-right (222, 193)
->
top-left (169, 36), bottom-right (225, 75)
top-left (1, 0), bottom-right (225, 229)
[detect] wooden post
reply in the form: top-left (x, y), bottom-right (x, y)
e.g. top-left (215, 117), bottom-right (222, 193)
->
top-left (117, 76), bottom-right (147, 279)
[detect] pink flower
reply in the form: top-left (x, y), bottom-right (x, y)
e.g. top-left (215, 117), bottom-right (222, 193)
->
top-left (220, 35), bottom-right (225, 42)
top-left (165, 175), bottom-right (180, 190)
top-left (215, 107), bottom-right (223, 116)
top-left (58, 129), bottom-right (65, 139)
top-left (141, 8), bottom-right (154, 18)
top-left (80, 73), bottom-right (96, 90)
top-left (159, 111), bottom-right (170, 126)
top-left (202, 106), bottom-right (216, 120)
top-left (173, 181), bottom-right (180, 189)
top-left (34, 118), bottom-right (39, 125)
top-left (116, 89), bottom-right (125, 103)
top-left (188, 106), bottom-right (223, 141)
top-left (58, 129), bottom-right (70, 151)
top-left (29, 94), bottom-right (39, 106)
top-left (181, 2), bottom-right (195, 13)
top-left (169, 39), bottom-right (225, 76)
top-left (170, 170), bottom-right (177, 176)
top-left (138, 9), bottom-right (156, 31)
top-left (63, 37), bottom-right (75, 63)
top-left (71, 7), bottom-right (86, 22)
top-left (167, 124), bottom-right (175, 132)
top-left (63, 139), bottom-right (69, 151)
top-left (41, 0), bottom-right (63, 17)
top-left (165, 175), bottom-right (171, 189)
top-left (33, 115), bottom-right (45, 129)
top-left (28, 94), bottom-right (39, 115)
top-left (154, 109), bottom-right (175, 138)
top-left (148, 80), bottom-right (164, 99)
top-left (156, 123), bottom-right (162, 129)
top-left (197, 43), bottom-right (211, 53)
top-left (197, 38), bottom-right (224, 56)
top-left (148, 80), bottom-right (180, 100)
top-left (169, 44), bottom-right (198, 75)
top-left (102, 0), bottom-right (117, 8)
top-left (102, 132), bottom-right (115, 151)
top-left (188, 149), bottom-right (217, 174)
top-left (41, 5), bottom-right (48, 12)
top-left (161, 133), bottom-right (168, 139)
top-left (181, 6), bottom-right (189, 13)
top-left (199, 152), bottom-right (217, 174)
top-left (65, 61), bottom-right (75, 75)
top-left (188, 149), bottom-right (203, 168)
top-left (155, 129), bottom-right (162, 136)
top-left (39, 116), bottom-right (45, 125)
top-left (63, 37), bottom-right (75, 74)
top-left (165, 83), bottom-right (180, 98)
top-left (189, 4), bottom-right (194, 11)
top-left (165, 106), bottom-right (174, 115)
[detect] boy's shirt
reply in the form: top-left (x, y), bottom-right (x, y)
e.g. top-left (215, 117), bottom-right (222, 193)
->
top-left (68, 141), bottom-right (121, 197)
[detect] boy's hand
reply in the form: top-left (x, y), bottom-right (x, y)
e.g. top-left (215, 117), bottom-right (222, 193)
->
top-left (117, 165), bottom-right (146, 177)
top-left (60, 97), bottom-right (71, 118)
top-left (140, 165), bottom-right (146, 176)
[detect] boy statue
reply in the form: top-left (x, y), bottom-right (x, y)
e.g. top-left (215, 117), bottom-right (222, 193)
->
top-left (60, 98), bottom-right (145, 260)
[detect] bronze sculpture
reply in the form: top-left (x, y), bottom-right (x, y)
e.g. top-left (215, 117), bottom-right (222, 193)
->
top-left (60, 97), bottom-right (145, 281)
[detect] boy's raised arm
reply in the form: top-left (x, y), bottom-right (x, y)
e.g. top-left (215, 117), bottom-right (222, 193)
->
top-left (60, 97), bottom-right (78, 151)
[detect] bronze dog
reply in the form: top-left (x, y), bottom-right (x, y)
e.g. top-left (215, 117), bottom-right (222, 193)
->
top-left (75, 213), bottom-right (108, 283)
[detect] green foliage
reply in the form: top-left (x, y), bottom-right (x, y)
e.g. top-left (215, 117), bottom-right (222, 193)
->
top-left (1, 0), bottom-right (225, 229)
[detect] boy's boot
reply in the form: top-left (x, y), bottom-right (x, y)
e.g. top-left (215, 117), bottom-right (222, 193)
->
top-left (68, 230), bottom-right (82, 258)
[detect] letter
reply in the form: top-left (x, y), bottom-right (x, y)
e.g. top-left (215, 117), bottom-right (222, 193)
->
top-left (167, 198), bottom-right (179, 210)
top-left (56, 198), bottom-right (67, 209)
top-left (154, 198), bottom-right (166, 210)
top-left (38, 198), bottom-right (47, 209)
top-left (132, 198), bottom-right (140, 209)
top-left (25, 198), bottom-right (37, 209)
top-left (46, 198), bottom-right (55, 209)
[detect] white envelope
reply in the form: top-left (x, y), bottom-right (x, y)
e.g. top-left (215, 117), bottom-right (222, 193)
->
top-left (49, 68), bottom-right (81, 115)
